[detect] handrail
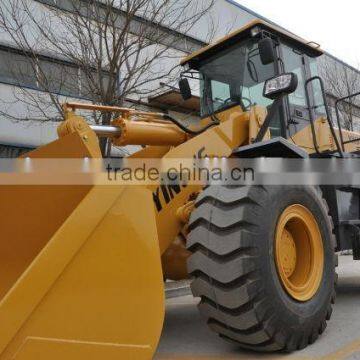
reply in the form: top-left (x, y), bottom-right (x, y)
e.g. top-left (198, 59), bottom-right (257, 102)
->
top-left (305, 76), bottom-right (344, 157)
top-left (335, 91), bottom-right (360, 146)
top-left (305, 77), bottom-right (320, 154)
top-left (63, 102), bottom-right (167, 119)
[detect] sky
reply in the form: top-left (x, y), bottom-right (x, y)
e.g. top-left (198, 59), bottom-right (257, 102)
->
top-left (236, 0), bottom-right (360, 69)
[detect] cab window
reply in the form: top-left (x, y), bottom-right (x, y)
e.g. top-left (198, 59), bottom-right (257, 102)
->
top-left (281, 44), bottom-right (307, 108)
top-left (199, 39), bottom-right (276, 117)
top-left (309, 57), bottom-right (327, 116)
top-left (210, 80), bottom-right (231, 113)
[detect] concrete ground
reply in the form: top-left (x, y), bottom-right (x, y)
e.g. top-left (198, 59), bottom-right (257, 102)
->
top-left (156, 255), bottom-right (360, 360)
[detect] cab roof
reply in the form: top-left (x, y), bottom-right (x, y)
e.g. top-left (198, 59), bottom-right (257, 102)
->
top-left (181, 19), bottom-right (323, 69)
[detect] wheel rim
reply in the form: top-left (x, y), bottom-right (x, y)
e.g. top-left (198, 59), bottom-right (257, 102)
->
top-left (275, 204), bottom-right (324, 302)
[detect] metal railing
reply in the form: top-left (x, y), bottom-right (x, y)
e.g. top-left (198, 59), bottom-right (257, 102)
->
top-left (335, 92), bottom-right (360, 150)
top-left (305, 76), bottom-right (344, 157)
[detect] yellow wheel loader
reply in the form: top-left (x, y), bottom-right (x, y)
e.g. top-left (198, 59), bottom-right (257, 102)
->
top-left (1, 19), bottom-right (360, 358)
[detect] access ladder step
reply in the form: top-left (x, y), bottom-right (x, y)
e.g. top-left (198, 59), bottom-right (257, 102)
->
top-left (340, 220), bottom-right (360, 226)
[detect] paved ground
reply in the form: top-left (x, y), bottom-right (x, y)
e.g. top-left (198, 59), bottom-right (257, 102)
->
top-left (156, 255), bottom-right (360, 359)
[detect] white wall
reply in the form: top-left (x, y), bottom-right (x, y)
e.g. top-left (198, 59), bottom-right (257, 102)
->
top-left (0, 83), bottom-right (73, 146)
top-left (185, 0), bottom-right (256, 43)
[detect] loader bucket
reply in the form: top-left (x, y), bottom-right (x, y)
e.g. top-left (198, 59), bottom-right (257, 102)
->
top-left (0, 125), bottom-right (164, 359)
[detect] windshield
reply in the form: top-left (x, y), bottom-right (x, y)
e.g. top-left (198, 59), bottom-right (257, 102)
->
top-left (199, 38), bottom-right (277, 117)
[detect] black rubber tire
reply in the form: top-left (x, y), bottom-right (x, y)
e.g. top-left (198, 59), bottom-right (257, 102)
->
top-left (187, 185), bottom-right (337, 352)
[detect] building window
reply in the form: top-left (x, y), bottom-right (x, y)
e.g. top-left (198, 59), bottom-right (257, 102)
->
top-left (0, 50), bottom-right (37, 88)
top-left (0, 46), bottom-right (104, 99)
top-left (0, 144), bottom-right (33, 158)
top-left (38, 60), bottom-right (80, 97)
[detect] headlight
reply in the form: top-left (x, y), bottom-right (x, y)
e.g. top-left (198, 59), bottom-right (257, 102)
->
top-left (263, 73), bottom-right (298, 100)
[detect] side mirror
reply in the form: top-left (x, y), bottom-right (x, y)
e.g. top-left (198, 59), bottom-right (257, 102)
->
top-left (263, 73), bottom-right (298, 100)
top-left (259, 38), bottom-right (276, 65)
top-left (179, 78), bottom-right (192, 100)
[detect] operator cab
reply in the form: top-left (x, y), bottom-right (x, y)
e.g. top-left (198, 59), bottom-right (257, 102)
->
top-left (179, 20), bottom-right (326, 142)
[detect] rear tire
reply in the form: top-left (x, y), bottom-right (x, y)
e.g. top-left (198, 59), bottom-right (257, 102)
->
top-left (187, 185), bottom-right (337, 352)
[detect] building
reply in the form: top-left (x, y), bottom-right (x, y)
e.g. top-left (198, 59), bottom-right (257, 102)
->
top-left (0, 0), bottom-right (359, 157)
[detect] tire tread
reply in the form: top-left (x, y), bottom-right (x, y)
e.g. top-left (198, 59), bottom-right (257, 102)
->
top-left (187, 185), bottom-right (337, 353)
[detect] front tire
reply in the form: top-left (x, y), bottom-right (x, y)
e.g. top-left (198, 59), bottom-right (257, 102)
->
top-left (187, 185), bottom-right (337, 352)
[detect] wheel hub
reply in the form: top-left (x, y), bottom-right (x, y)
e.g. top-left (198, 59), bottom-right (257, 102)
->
top-left (278, 229), bottom-right (297, 278)
top-left (275, 204), bottom-right (324, 302)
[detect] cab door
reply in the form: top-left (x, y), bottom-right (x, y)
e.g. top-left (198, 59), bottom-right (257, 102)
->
top-left (280, 44), bottom-right (312, 137)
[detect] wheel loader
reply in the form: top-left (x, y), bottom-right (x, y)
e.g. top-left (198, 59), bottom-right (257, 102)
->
top-left (1, 19), bottom-right (360, 359)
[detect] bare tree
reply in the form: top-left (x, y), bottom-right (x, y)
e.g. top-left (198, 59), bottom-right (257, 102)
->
top-left (320, 56), bottom-right (360, 131)
top-left (0, 0), bottom-right (215, 132)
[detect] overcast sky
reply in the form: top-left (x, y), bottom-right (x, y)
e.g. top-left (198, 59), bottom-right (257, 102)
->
top-left (236, 0), bottom-right (360, 68)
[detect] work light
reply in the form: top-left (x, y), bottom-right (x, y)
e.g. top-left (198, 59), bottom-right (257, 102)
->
top-left (263, 73), bottom-right (298, 99)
